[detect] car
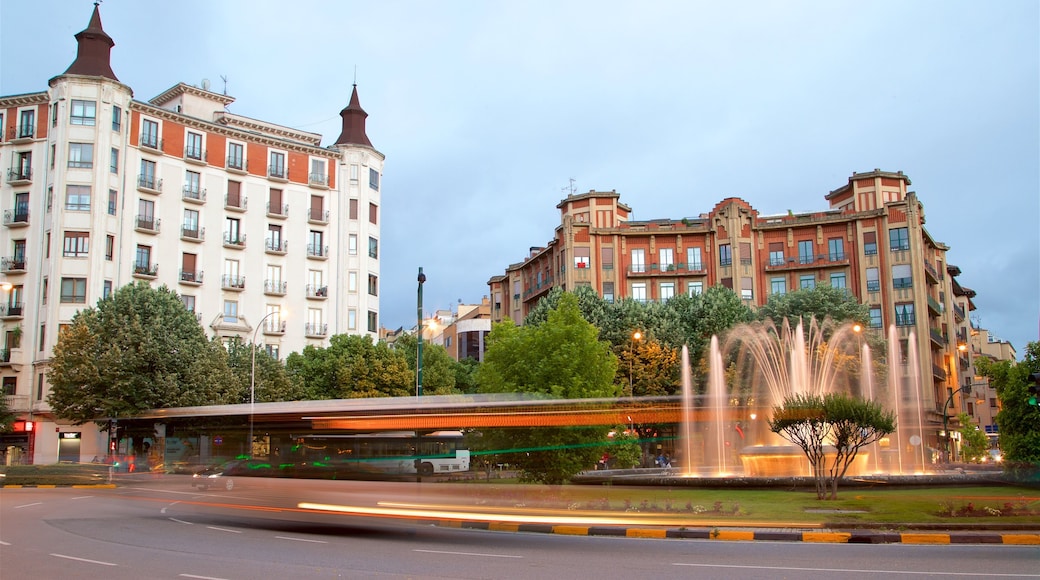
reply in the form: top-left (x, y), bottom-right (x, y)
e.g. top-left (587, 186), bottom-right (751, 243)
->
top-left (190, 459), bottom-right (274, 490)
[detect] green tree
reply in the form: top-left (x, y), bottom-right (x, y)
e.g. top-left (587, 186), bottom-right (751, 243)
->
top-left (757, 285), bottom-right (870, 328)
top-left (956, 412), bottom-right (990, 464)
top-left (476, 293), bottom-right (618, 483)
top-left (605, 425), bottom-right (642, 469)
top-left (824, 393), bottom-right (895, 499)
top-left (225, 337), bottom-right (306, 403)
top-left (523, 285), bottom-right (608, 328)
top-left (768, 394), bottom-right (830, 499)
top-left (454, 357), bottom-right (482, 395)
top-left (392, 333), bottom-right (461, 396)
top-left (976, 342), bottom-right (1040, 464)
top-left (0, 391), bottom-right (14, 432)
top-left (47, 283), bottom-right (237, 425)
top-left (286, 334), bottom-right (413, 399)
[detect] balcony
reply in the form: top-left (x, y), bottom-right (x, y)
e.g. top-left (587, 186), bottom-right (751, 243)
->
top-left (306, 284), bottom-right (328, 300)
top-left (308, 173), bottom-right (329, 188)
top-left (268, 166), bottom-right (288, 182)
top-left (307, 244), bottom-right (329, 260)
top-left (305, 322), bottom-right (328, 338)
top-left (265, 238), bottom-right (287, 255)
top-left (4, 394), bottom-right (28, 411)
top-left (3, 210), bottom-right (29, 228)
top-left (926, 295), bottom-right (943, 316)
top-left (0, 348), bottom-right (10, 364)
top-left (179, 269), bottom-right (204, 286)
top-left (932, 363), bottom-right (947, 381)
top-left (267, 202), bottom-right (288, 219)
top-left (308, 208), bottom-right (330, 225)
top-left (226, 156), bottom-right (247, 174)
top-left (133, 263), bottom-right (159, 279)
top-left (224, 194), bottom-right (248, 212)
top-left (263, 320), bottom-right (287, 336)
top-left (180, 226), bottom-right (205, 243)
top-left (183, 147), bottom-right (207, 165)
top-left (137, 175), bottom-right (162, 194)
top-left (139, 135), bottom-right (162, 151)
top-left (6, 167), bottom-right (31, 185)
top-left (953, 303), bottom-right (965, 323)
top-left (264, 280), bottom-right (287, 296)
top-left (12, 124), bottom-right (34, 142)
top-left (924, 261), bottom-right (940, 285)
top-left (0, 302), bottom-right (24, 319)
top-left (182, 186), bottom-right (206, 204)
top-left (929, 327), bottom-right (947, 347)
top-left (676, 262), bottom-right (707, 275)
top-left (222, 232), bottom-right (246, 249)
top-left (221, 274), bottom-right (246, 291)
top-left (135, 215), bottom-right (161, 234)
top-left (1, 257), bottom-right (26, 273)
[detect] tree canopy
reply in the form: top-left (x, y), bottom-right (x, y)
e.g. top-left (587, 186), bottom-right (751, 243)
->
top-left (757, 285), bottom-right (870, 328)
top-left (392, 333), bottom-right (461, 396)
top-left (47, 283), bottom-right (237, 424)
top-left (976, 341), bottom-right (1040, 465)
top-left (286, 334), bottom-right (413, 399)
top-left (225, 337), bottom-right (306, 403)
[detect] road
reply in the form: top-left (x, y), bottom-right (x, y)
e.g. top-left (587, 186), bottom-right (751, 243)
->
top-left (1, 479), bottom-right (1037, 579)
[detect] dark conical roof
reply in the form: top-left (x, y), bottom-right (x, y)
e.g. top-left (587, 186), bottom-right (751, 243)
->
top-left (62, 4), bottom-right (119, 81)
top-left (334, 84), bottom-right (372, 147)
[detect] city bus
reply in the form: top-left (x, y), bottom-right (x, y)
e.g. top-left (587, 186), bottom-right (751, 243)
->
top-left (288, 430), bottom-right (470, 477)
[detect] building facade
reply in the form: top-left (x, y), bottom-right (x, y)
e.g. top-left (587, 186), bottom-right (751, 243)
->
top-left (488, 170), bottom-right (981, 459)
top-left (0, 6), bottom-right (384, 464)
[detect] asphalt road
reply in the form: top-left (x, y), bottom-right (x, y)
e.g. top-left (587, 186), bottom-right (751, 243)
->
top-left (1, 481), bottom-right (1037, 579)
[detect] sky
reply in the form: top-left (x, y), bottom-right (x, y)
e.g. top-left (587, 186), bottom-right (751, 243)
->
top-left (1, 1), bottom-right (1037, 357)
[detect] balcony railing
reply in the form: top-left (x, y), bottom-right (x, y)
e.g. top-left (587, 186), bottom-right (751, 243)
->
top-left (137, 175), bottom-right (162, 193)
top-left (3, 210), bottom-right (29, 227)
top-left (268, 166), bottom-right (287, 180)
top-left (7, 168), bottom-right (31, 183)
top-left (305, 322), bottom-right (328, 337)
top-left (133, 263), bottom-right (159, 278)
top-left (140, 134), bottom-right (161, 150)
top-left (226, 156), bottom-right (246, 172)
top-left (308, 208), bottom-right (330, 224)
top-left (221, 274), bottom-right (246, 290)
top-left (264, 280), bottom-right (287, 295)
top-left (307, 244), bottom-right (329, 259)
top-left (308, 173), bottom-right (328, 187)
top-left (223, 232), bottom-right (246, 248)
top-left (926, 295), bottom-right (943, 316)
top-left (895, 314), bottom-right (916, 327)
top-left (13, 124), bottom-right (34, 140)
top-left (1, 257), bottom-right (26, 273)
top-left (184, 147), bottom-right (206, 163)
top-left (929, 327), bottom-right (947, 347)
top-left (265, 238), bottom-right (287, 254)
top-left (263, 321), bottom-right (287, 335)
top-left (182, 186), bottom-right (206, 203)
top-left (0, 302), bottom-right (24, 318)
top-left (179, 270), bottom-right (204, 285)
top-left (135, 215), bottom-right (161, 233)
top-left (953, 303), bottom-right (966, 322)
top-left (0, 348), bottom-right (9, 363)
top-left (267, 202), bottom-right (288, 218)
top-left (181, 226), bottom-right (205, 242)
top-left (225, 194), bottom-right (248, 211)
top-left (306, 284), bottom-right (328, 299)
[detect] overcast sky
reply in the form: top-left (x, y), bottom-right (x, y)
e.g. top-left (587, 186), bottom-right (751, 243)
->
top-left (2, 1), bottom-right (1037, 356)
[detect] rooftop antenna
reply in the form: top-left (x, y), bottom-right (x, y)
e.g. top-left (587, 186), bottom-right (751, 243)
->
top-left (220, 75), bottom-right (228, 95)
top-left (561, 178), bottom-right (576, 196)
top-left (353, 65), bottom-right (357, 86)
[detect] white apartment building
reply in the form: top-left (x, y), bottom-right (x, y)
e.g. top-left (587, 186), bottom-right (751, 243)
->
top-left (0, 6), bottom-right (384, 464)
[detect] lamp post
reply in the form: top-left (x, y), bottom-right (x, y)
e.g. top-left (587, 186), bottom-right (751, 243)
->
top-left (250, 310), bottom-right (281, 458)
top-left (942, 384), bottom-right (967, 464)
top-left (417, 268), bottom-right (426, 397)
top-left (628, 331), bottom-right (642, 397)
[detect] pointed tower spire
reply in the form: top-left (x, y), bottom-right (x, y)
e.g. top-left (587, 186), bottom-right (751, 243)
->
top-left (62, 3), bottom-right (119, 81)
top-left (335, 84), bottom-right (373, 147)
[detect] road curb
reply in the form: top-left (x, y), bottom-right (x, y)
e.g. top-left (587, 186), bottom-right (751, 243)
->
top-left (438, 520), bottom-right (1040, 545)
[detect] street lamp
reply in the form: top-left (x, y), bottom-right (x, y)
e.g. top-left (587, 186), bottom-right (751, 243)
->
top-left (417, 268), bottom-right (426, 397)
top-left (628, 331), bottom-right (642, 397)
top-left (942, 384), bottom-right (968, 463)
top-left (250, 309), bottom-right (283, 457)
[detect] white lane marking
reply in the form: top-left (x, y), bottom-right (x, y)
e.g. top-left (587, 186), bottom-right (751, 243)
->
top-left (169, 517), bottom-right (193, 525)
top-left (14, 502), bottom-right (42, 509)
top-left (673, 563), bottom-right (1039, 577)
top-left (161, 501), bottom-right (183, 514)
top-left (0, 540), bottom-right (11, 546)
top-left (275, 536), bottom-right (328, 544)
top-left (414, 549), bottom-right (522, 559)
top-left (180, 575), bottom-right (230, 580)
top-left (51, 553), bottom-right (117, 566)
top-left (71, 495), bottom-right (93, 500)
top-left (205, 526), bottom-right (242, 534)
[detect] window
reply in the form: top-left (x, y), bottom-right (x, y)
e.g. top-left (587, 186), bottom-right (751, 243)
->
top-left (800, 275), bottom-right (815, 289)
top-left (368, 274), bottom-right (378, 296)
top-left (225, 217), bottom-right (242, 245)
top-left (60, 277), bottom-right (87, 303)
top-left (14, 192), bottom-right (29, 221)
top-left (771, 276), bottom-right (786, 295)
top-left (110, 147), bottom-right (119, 173)
top-left (863, 231), bottom-right (877, 256)
top-left (51, 104), bottom-right (58, 127)
top-left (889, 227), bottom-right (910, 251)
top-left (107, 189), bottom-right (117, 215)
top-left (70, 99), bottom-right (96, 126)
top-left (309, 230), bottom-right (325, 257)
top-left (866, 268), bottom-right (880, 292)
top-left (632, 282), bottom-right (647, 303)
top-left (309, 194), bottom-right (325, 221)
top-left (740, 242), bottom-right (752, 265)
top-left (41, 277), bottom-right (47, 305)
top-left (63, 232), bottom-right (89, 257)
top-left (265, 344), bottom-right (280, 360)
top-left (798, 240), bottom-right (813, 263)
top-left (310, 158), bottom-right (327, 185)
top-left (602, 282), bottom-right (615, 303)
top-left (227, 142), bottom-right (244, 170)
top-left (182, 294), bottom-right (196, 312)
top-left (106, 235), bottom-right (114, 260)
top-left (270, 151), bottom-right (286, 178)
top-left (368, 237), bottom-right (378, 259)
top-left (830, 272), bottom-right (846, 289)
top-left (139, 159), bottom-right (157, 189)
top-left (659, 248), bottom-right (674, 270)
top-left (687, 281), bottom-right (703, 296)
top-left (223, 300), bottom-right (238, 323)
top-left (185, 131), bottom-right (203, 160)
top-left (184, 209), bottom-right (200, 237)
top-left (138, 198), bottom-right (155, 230)
top-left (141, 118), bottom-right (159, 148)
top-left (892, 264), bottom-right (912, 289)
top-left (13, 150), bottom-right (31, 180)
top-left (103, 280), bottom-right (113, 299)
top-left (685, 247), bottom-right (702, 270)
top-left (601, 247), bottom-right (614, 270)
top-left (631, 249), bottom-right (645, 273)
top-left (65, 185), bottom-right (91, 211)
top-left (2, 377), bottom-right (15, 397)
top-left (741, 277), bottom-right (753, 300)
top-left (768, 242), bottom-right (784, 266)
top-left (895, 302), bottom-right (915, 326)
top-left (369, 167), bottom-right (379, 190)
top-left (367, 311), bottom-right (377, 333)
top-left (265, 223), bottom-right (282, 250)
top-left (660, 282), bottom-right (675, 301)
top-left (348, 271), bottom-right (358, 293)
top-left (134, 245), bottom-right (152, 272)
top-left (828, 238), bottom-right (845, 261)
top-left (112, 105), bottom-right (121, 132)
top-left (68, 143), bottom-right (93, 168)
top-left (574, 247), bottom-right (590, 269)
top-left (869, 306), bottom-right (882, 329)
top-left (18, 109), bottom-right (34, 138)
top-left (719, 244), bottom-right (732, 266)
top-left (350, 164), bottom-right (359, 181)
top-left (369, 202), bottom-right (378, 225)
top-left (349, 199), bottom-right (358, 220)
top-left (348, 309), bottom-right (357, 330)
